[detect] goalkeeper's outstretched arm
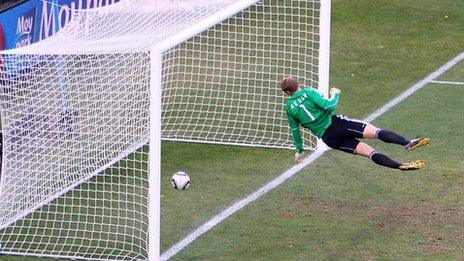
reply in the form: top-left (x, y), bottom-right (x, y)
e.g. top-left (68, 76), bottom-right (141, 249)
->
top-left (286, 112), bottom-right (305, 163)
top-left (287, 113), bottom-right (303, 153)
top-left (310, 87), bottom-right (340, 111)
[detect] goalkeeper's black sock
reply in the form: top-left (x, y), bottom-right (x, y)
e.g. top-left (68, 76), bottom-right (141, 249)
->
top-left (376, 129), bottom-right (409, 146)
top-left (369, 151), bottom-right (401, 169)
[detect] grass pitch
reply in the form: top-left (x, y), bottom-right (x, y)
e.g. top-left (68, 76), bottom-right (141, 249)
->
top-left (170, 81), bottom-right (464, 260)
top-left (164, 0), bottom-right (464, 260)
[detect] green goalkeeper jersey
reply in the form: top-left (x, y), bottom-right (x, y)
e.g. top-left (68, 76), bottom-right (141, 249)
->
top-left (286, 87), bottom-right (340, 153)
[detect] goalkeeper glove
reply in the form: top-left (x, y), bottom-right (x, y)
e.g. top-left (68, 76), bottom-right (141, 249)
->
top-left (295, 151), bottom-right (305, 164)
top-left (330, 87), bottom-right (340, 96)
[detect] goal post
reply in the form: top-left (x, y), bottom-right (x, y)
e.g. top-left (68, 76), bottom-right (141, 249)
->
top-left (317, 0), bottom-right (332, 150)
top-left (0, 0), bottom-right (332, 260)
top-left (149, 48), bottom-right (163, 261)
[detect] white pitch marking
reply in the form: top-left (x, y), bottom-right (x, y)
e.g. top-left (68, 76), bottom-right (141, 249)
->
top-left (430, 80), bottom-right (464, 85)
top-left (161, 51), bottom-right (464, 260)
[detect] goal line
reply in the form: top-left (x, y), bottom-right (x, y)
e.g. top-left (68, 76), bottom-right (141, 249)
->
top-left (160, 51), bottom-right (464, 261)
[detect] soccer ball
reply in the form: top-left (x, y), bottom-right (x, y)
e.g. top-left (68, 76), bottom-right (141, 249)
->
top-left (170, 171), bottom-right (191, 190)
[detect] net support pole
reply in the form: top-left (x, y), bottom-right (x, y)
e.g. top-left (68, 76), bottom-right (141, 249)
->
top-left (149, 47), bottom-right (162, 261)
top-left (317, 0), bottom-right (331, 150)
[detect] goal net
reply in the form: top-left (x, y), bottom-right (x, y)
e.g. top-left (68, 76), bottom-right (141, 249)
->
top-left (0, 0), bottom-right (330, 260)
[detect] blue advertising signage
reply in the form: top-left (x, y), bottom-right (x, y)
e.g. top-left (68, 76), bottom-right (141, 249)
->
top-left (0, 0), bottom-right (120, 50)
top-left (16, 6), bottom-right (36, 48)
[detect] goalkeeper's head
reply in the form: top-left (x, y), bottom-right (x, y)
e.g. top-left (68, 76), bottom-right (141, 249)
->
top-left (281, 76), bottom-right (299, 95)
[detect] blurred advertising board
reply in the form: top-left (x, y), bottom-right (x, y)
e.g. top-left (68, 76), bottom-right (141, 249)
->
top-left (0, 0), bottom-right (120, 50)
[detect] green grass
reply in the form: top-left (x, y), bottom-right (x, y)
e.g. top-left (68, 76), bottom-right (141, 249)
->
top-left (160, 142), bottom-right (292, 250)
top-left (170, 73), bottom-right (464, 260)
top-left (331, 0), bottom-right (464, 118)
top-left (164, 0), bottom-right (464, 259)
top-left (1, 0), bottom-right (464, 260)
top-left (435, 61), bottom-right (464, 82)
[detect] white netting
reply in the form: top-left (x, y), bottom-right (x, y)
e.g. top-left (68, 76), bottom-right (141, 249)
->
top-left (0, 53), bottom-right (151, 260)
top-left (0, 0), bottom-right (323, 260)
top-left (5, 0), bottom-right (238, 54)
top-left (162, 1), bottom-right (320, 147)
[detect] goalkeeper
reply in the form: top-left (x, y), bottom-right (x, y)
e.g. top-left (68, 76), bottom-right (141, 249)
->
top-left (281, 76), bottom-right (429, 171)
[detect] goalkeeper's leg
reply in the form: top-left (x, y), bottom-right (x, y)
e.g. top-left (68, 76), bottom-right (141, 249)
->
top-left (362, 124), bottom-right (430, 151)
top-left (356, 142), bottom-right (424, 171)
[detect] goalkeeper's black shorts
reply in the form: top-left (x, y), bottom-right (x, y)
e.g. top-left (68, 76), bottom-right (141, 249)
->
top-left (321, 115), bottom-right (367, 155)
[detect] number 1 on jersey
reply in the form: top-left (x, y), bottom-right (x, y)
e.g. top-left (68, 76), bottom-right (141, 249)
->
top-left (299, 104), bottom-right (315, 121)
